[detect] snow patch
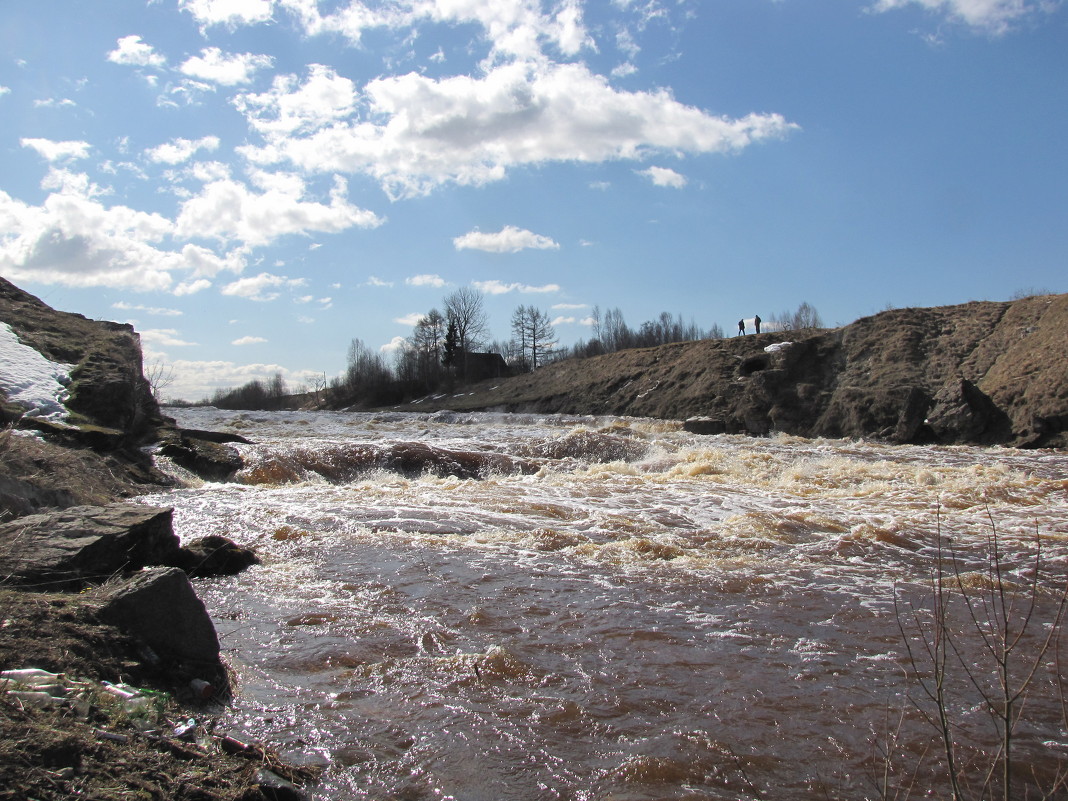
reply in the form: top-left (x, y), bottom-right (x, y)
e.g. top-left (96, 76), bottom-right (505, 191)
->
top-left (764, 341), bottom-right (793, 354)
top-left (0, 322), bottom-right (74, 421)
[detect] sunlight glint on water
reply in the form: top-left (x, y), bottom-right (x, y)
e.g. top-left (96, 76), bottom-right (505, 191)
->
top-left (142, 407), bottom-right (1068, 800)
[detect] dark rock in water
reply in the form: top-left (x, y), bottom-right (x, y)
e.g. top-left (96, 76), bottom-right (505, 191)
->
top-left (174, 534), bottom-right (260, 577)
top-left (683, 417), bottom-right (726, 435)
top-left (252, 768), bottom-right (309, 801)
top-left (96, 567), bottom-right (222, 678)
top-left (178, 427), bottom-right (253, 446)
top-left (0, 504), bottom-right (179, 588)
top-left (158, 431), bottom-right (244, 482)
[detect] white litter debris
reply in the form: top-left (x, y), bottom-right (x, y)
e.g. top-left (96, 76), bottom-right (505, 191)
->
top-left (763, 341), bottom-right (794, 354)
top-left (0, 322), bottom-right (74, 421)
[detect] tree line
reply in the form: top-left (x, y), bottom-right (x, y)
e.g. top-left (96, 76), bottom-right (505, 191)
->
top-left (205, 291), bottom-right (822, 410)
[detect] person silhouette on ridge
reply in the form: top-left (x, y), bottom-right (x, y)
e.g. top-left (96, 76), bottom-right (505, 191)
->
top-left (754, 315), bottom-right (761, 335)
top-left (737, 319), bottom-right (745, 336)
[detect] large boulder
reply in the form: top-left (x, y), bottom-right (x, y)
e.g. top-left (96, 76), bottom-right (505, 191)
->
top-left (173, 534), bottom-right (261, 578)
top-left (96, 567), bottom-right (222, 679)
top-left (0, 504), bottom-right (179, 588)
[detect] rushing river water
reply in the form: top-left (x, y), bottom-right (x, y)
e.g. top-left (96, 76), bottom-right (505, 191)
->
top-left (144, 407), bottom-right (1068, 800)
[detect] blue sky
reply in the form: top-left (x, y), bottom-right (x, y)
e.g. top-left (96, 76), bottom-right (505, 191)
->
top-left (1, 0), bottom-right (1065, 401)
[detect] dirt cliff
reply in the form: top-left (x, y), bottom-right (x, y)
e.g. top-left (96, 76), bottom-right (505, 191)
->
top-left (402, 294), bottom-right (1068, 449)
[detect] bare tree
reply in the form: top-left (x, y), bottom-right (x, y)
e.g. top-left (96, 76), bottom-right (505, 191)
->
top-left (144, 359), bottom-right (176, 402)
top-left (444, 287), bottom-right (489, 378)
top-left (511, 305), bottom-right (557, 370)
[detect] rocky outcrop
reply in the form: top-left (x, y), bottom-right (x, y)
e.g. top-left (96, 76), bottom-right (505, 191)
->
top-left (96, 567), bottom-right (223, 681)
top-left (0, 504), bottom-right (180, 588)
top-left (402, 293), bottom-right (1068, 448)
top-left (0, 277), bottom-right (163, 439)
top-left (0, 502), bottom-right (259, 587)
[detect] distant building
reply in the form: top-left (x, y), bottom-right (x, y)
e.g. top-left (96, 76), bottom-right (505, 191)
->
top-left (462, 351), bottom-right (510, 382)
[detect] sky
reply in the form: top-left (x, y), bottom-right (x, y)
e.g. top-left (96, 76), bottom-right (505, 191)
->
top-left (1, 0), bottom-right (1065, 402)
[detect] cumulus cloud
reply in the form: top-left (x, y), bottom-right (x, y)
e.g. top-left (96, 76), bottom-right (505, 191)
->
top-left (160, 358), bottom-right (310, 402)
top-left (639, 165), bottom-right (687, 188)
top-left (454, 225), bottom-right (560, 253)
top-left (140, 328), bottom-right (198, 347)
top-left (21, 138), bottom-right (91, 162)
top-left (380, 335), bottom-right (409, 354)
top-left (180, 0), bottom-right (274, 29)
top-left (234, 64), bottom-right (357, 139)
top-left (405, 274), bottom-right (446, 288)
top-left (145, 136), bottom-right (221, 165)
top-left (0, 176), bottom-right (233, 293)
top-left (175, 173), bottom-right (382, 247)
top-left (272, 0), bottom-right (592, 59)
top-left (472, 279), bottom-right (560, 295)
top-left (107, 35), bottom-right (167, 68)
top-left (238, 59), bottom-right (797, 199)
top-left (221, 271), bottom-right (305, 301)
top-left (113, 301), bottom-right (183, 316)
top-left (180, 47), bottom-right (273, 86)
top-left (394, 312), bottom-right (426, 326)
top-left (232, 335), bottom-right (267, 345)
top-left (868, 0), bottom-right (1056, 33)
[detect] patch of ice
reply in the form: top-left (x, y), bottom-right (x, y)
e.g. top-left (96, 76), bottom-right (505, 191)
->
top-left (0, 322), bottom-right (74, 421)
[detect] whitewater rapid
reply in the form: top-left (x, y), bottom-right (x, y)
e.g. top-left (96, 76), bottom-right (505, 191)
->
top-left (143, 407), bottom-right (1068, 800)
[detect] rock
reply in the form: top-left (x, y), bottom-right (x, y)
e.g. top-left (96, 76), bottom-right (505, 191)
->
top-left (0, 504), bottom-right (179, 588)
top-left (174, 535), bottom-right (260, 578)
top-left (0, 277), bottom-right (163, 442)
top-left (926, 378), bottom-right (1012, 444)
top-left (683, 417), bottom-right (726, 435)
top-left (96, 567), bottom-right (222, 677)
top-left (892, 387), bottom-right (933, 444)
top-left (157, 433), bottom-right (243, 482)
top-left (252, 768), bottom-right (308, 801)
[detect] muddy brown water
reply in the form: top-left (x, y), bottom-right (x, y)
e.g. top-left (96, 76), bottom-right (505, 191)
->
top-left (147, 408), bottom-right (1068, 799)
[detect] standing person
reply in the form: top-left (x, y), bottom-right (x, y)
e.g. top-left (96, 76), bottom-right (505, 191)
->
top-left (737, 319), bottom-right (745, 336)
top-left (754, 315), bottom-right (761, 334)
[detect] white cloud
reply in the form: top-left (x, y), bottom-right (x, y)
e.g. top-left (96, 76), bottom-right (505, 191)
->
top-left (380, 335), bottom-right (410, 354)
top-left (238, 59), bottom-right (797, 199)
top-left (21, 138), bottom-right (91, 162)
top-left (0, 176), bottom-right (241, 293)
top-left (869, 0), bottom-right (1057, 33)
top-left (33, 98), bottom-right (77, 109)
top-left (405, 274), bottom-right (446, 288)
top-left (275, 0), bottom-right (592, 60)
top-left (453, 225), bottom-right (560, 253)
top-left (145, 136), bottom-right (221, 165)
top-left (180, 47), bottom-right (273, 86)
top-left (180, 0), bottom-right (274, 29)
top-left (113, 301), bottom-right (183, 316)
top-left (234, 64), bottom-right (357, 139)
top-left (0, 86), bottom-right (10, 98)
top-left (141, 328), bottom-right (198, 347)
top-left (107, 35), bottom-right (167, 68)
top-left (161, 358), bottom-right (311, 402)
top-left (221, 271), bottom-right (305, 301)
top-left (552, 302), bottom-right (587, 310)
top-left (394, 312), bottom-right (425, 326)
top-left (175, 278), bottom-right (213, 295)
top-left (366, 276), bottom-right (393, 287)
top-left (175, 173), bottom-right (382, 247)
top-left (551, 315), bottom-right (575, 325)
top-left (232, 335), bottom-right (267, 345)
top-left (639, 165), bottom-right (687, 188)
top-left (472, 280), bottom-right (560, 295)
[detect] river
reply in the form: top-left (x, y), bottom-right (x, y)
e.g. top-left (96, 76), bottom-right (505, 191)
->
top-left (143, 407), bottom-right (1068, 800)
